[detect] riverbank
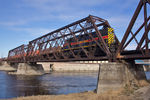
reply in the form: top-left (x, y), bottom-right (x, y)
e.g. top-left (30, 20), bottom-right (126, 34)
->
top-left (7, 84), bottom-right (150, 100)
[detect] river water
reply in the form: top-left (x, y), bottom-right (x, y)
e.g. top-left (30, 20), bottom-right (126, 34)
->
top-left (0, 71), bottom-right (150, 99)
top-left (0, 71), bottom-right (98, 99)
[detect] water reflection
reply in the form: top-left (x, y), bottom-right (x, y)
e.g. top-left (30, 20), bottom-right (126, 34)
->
top-left (13, 75), bottom-right (49, 96)
top-left (0, 71), bottom-right (98, 99)
top-left (39, 72), bottom-right (98, 94)
top-left (0, 72), bottom-right (49, 99)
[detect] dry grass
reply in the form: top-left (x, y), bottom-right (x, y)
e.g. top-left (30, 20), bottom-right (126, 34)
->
top-left (6, 91), bottom-right (141, 100)
top-left (138, 80), bottom-right (150, 87)
top-left (5, 84), bottom-right (150, 100)
top-left (9, 93), bottom-right (130, 100)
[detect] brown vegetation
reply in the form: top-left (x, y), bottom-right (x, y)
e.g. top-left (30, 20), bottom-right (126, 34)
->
top-left (7, 85), bottom-right (150, 100)
top-left (9, 92), bottom-right (134, 100)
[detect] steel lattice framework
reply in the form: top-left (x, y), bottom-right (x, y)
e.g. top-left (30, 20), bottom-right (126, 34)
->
top-left (6, 0), bottom-right (150, 63)
top-left (8, 45), bottom-right (28, 62)
top-left (116, 0), bottom-right (150, 59)
top-left (7, 15), bottom-right (119, 63)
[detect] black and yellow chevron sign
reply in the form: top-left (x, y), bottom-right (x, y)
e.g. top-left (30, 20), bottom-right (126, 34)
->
top-left (108, 28), bottom-right (114, 46)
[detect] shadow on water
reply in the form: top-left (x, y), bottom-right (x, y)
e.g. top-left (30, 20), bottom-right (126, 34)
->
top-left (0, 71), bottom-right (98, 99)
top-left (0, 71), bottom-right (49, 99)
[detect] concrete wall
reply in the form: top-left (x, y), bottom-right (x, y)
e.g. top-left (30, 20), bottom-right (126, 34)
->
top-left (52, 63), bottom-right (99, 72)
top-left (37, 61), bottom-right (108, 72)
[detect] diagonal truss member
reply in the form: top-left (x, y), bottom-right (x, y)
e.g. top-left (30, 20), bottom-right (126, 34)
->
top-left (7, 15), bottom-right (119, 62)
top-left (116, 0), bottom-right (150, 59)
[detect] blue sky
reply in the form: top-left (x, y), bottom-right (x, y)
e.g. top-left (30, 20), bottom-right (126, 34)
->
top-left (0, 0), bottom-right (145, 57)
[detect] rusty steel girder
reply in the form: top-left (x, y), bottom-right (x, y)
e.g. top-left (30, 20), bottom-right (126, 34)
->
top-left (6, 0), bottom-right (150, 63)
top-left (7, 45), bottom-right (28, 62)
top-left (116, 0), bottom-right (150, 60)
top-left (26, 15), bottom-right (118, 62)
top-left (7, 15), bottom-right (119, 63)
top-left (0, 58), bottom-right (2, 63)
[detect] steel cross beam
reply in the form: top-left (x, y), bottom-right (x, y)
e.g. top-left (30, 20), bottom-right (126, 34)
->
top-left (116, 0), bottom-right (150, 60)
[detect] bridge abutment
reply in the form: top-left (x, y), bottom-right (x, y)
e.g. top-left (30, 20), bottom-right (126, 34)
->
top-left (96, 62), bottom-right (148, 94)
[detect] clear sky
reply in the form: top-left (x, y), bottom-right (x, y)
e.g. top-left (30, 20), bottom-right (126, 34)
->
top-left (0, 0), bottom-right (147, 57)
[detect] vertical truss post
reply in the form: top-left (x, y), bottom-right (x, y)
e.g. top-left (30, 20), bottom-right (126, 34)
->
top-left (144, 1), bottom-right (149, 54)
top-left (116, 0), bottom-right (143, 57)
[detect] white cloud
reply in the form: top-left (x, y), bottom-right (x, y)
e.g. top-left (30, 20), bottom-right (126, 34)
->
top-left (0, 0), bottom-right (138, 28)
top-left (0, 20), bottom-right (27, 26)
top-left (10, 27), bottom-right (54, 37)
top-left (0, 0), bottom-right (142, 40)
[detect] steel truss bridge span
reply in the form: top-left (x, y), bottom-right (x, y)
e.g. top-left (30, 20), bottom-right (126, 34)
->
top-left (7, 0), bottom-right (150, 63)
top-left (7, 15), bottom-right (119, 63)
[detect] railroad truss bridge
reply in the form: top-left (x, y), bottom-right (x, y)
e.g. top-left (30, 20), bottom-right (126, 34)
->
top-left (1, 0), bottom-right (150, 94)
top-left (7, 0), bottom-right (150, 63)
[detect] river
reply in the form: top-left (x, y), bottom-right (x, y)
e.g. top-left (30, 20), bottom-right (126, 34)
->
top-left (0, 71), bottom-right (98, 99)
top-left (0, 71), bottom-right (150, 99)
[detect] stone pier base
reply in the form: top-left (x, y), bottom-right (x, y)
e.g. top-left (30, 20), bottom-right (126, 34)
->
top-left (9, 63), bottom-right (45, 75)
top-left (96, 62), bottom-right (148, 94)
top-left (0, 61), bottom-right (17, 71)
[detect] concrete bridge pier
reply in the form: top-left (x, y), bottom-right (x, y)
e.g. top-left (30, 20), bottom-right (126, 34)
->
top-left (0, 61), bottom-right (17, 71)
top-left (96, 61), bottom-right (149, 94)
top-left (143, 65), bottom-right (150, 71)
top-left (9, 63), bottom-right (45, 75)
top-left (37, 62), bottom-right (52, 73)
